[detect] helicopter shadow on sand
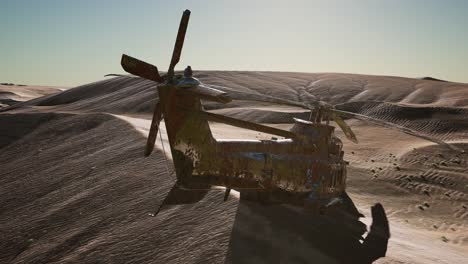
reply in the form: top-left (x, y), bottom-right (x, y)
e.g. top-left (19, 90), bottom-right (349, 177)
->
top-left (225, 193), bottom-right (389, 264)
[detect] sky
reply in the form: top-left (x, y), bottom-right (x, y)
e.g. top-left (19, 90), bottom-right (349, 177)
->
top-left (1, 0), bottom-right (467, 87)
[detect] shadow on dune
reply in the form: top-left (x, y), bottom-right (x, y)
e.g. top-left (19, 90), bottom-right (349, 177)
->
top-left (226, 193), bottom-right (389, 264)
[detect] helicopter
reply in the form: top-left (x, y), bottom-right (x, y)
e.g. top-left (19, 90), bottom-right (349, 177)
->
top-left (117, 9), bottom-right (460, 215)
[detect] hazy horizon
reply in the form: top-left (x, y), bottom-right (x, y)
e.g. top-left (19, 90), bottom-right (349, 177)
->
top-left (2, 0), bottom-right (467, 87)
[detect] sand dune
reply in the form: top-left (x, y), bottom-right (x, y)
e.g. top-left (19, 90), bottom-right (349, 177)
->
top-left (3, 72), bottom-right (468, 114)
top-left (0, 84), bottom-right (63, 109)
top-left (1, 72), bottom-right (467, 263)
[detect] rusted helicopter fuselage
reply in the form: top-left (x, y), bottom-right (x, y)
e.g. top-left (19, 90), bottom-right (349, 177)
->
top-left (158, 78), bottom-right (347, 206)
top-left (120, 9), bottom-right (457, 215)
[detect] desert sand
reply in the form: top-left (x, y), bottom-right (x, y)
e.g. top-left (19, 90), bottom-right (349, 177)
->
top-left (1, 72), bottom-right (467, 263)
top-left (0, 84), bottom-right (63, 109)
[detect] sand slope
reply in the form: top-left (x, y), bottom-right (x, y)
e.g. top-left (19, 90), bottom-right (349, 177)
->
top-left (0, 113), bottom-right (238, 263)
top-left (1, 72), bottom-right (467, 263)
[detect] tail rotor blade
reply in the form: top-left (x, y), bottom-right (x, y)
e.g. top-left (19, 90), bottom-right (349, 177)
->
top-left (145, 102), bottom-right (163, 156)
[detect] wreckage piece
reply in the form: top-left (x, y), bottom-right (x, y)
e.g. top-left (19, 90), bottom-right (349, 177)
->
top-left (118, 9), bottom-right (460, 217)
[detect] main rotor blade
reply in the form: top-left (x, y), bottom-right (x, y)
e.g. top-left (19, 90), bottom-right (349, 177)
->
top-left (207, 84), bottom-right (319, 109)
top-left (145, 102), bottom-right (163, 156)
top-left (205, 84), bottom-right (460, 150)
top-left (331, 112), bottom-right (358, 143)
top-left (184, 108), bottom-right (299, 139)
top-left (334, 109), bottom-right (462, 152)
top-left (104, 73), bottom-right (126, 77)
top-left (167, 9), bottom-right (191, 80)
top-left (121, 54), bottom-right (163, 83)
top-left (210, 85), bottom-right (460, 150)
top-left (179, 84), bottom-right (232, 104)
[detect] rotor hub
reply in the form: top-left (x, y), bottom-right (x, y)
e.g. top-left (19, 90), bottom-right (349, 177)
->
top-left (177, 66), bottom-right (201, 88)
top-left (184, 66), bottom-right (193, 77)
